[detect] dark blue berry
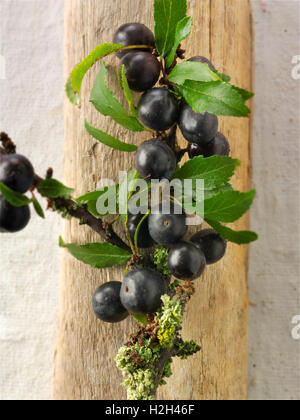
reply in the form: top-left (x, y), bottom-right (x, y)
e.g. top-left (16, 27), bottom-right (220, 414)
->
top-left (179, 103), bottom-right (218, 146)
top-left (127, 212), bottom-right (154, 249)
top-left (188, 132), bottom-right (230, 159)
top-left (135, 140), bottom-right (177, 180)
top-left (0, 195), bottom-right (30, 233)
top-left (168, 241), bottom-right (206, 280)
top-left (113, 23), bottom-right (155, 59)
top-left (120, 268), bottom-right (167, 314)
top-left (119, 52), bottom-right (160, 92)
top-left (191, 229), bottom-right (227, 265)
top-left (0, 154), bottom-right (34, 193)
top-left (138, 88), bottom-right (179, 131)
top-left (148, 203), bottom-right (187, 245)
top-left (92, 282), bottom-right (129, 323)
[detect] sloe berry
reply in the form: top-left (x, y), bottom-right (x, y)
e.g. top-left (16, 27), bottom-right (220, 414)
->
top-left (113, 23), bottom-right (155, 59)
top-left (168, 241), bottom-right (206, 280)
top-left (0, 195), bottom-right (30, 233)
top-left (92, 281), bottom-right (129, 323)
top-left (188, 132), bottom-right (230, 158)
top-left (120, 268), bottom-right (167, 314)
top-left (191, 229), bottom-right (227, 265)
top-left (148, 202), bottom-right (187, 245)
top-left (0, 154), bottom-right (34, 193)
top-left (138, 88), bottom-right (179, 131)
top-left (179, 103), bottom-right (218, 146)
top-left (135, 140), bottom-right (177, 180)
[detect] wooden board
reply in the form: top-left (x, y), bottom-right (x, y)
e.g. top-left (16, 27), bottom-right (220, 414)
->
top-left (53, 0), bottom-right (253, 400)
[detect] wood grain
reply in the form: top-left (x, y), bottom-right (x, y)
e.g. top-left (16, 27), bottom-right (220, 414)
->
top-left (53, 0), bottom-right (253, 400)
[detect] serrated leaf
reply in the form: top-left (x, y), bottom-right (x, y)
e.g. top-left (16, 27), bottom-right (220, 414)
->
top-left (32, 198), bottom-right (45, 219)
top-left (37, 179), bottom-right (74, 199)
top-left (118, 65), bottom-right (139, 117)
top-left (168, 61), bottom-right (220, 85)
top-left (173, 156), bottom-right (240, 190)
top-left (59, 237), bottom-right (132, 268)
top-left (85, 120), bottom-right (138, 153)
top-left (206, 219), bottom-right (258, 244)
top-left (90, 62), bottom-right (145, 132)
top-left (154, 0), bottom-right (187, 57)
top-left (181, 180), bottom-right (233, 218)
top-left (0, 182), bottom-right (32, 207)
top-left (177, 80), bottom-right (251, 117)
top-left (204, 190), bottom-right (256, 223)
top-left (166, 16), bottom-right (193, 68)
top-left (65, 80), bottom-right (80, 106)
top-left (131, 313), bottom-right (149, 325)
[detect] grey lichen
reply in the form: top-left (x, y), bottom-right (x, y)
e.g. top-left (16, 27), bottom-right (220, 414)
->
top-left (115, 343), bottom-right (160, 400)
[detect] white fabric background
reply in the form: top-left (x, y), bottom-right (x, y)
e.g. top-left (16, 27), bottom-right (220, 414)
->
top-left (0, 0), bottom-right (299, 400)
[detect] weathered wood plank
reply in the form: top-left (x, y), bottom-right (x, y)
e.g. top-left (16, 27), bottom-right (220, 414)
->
top-left (53, 0), bottom-right (253, 400)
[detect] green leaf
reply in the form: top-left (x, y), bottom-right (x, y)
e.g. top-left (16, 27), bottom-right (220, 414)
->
top-left (0, 182), bottom-right (32, 207)
top-left (177, 80), bottom-right (251, 117)
top-left (76, 190), bottom-right (107, 204)
top-left (231, 85), bottom-right (254, 101)
top-left (168, 61), bottom-right (220, 85)
top-left (68, 43), bottom-right (144, 100)
top-left (59, 237), bottom-right (132, 268)
top-left (70, 43), bottom-right (123, 95)
top-left (203, 183), bottom-right (233, 200)
top-left (173, 156), bottom-right (240, 190)
top-left (154, 0), bottom-right (187, 57)
top-left (166, 16), bottom-right (193, 68)
top-left (131, 313), bottom-right (149, 325)
top-left (65, 79), bottom-right (80, 106)
top-left (179, 180), bottom-right (233, 217)
top-left (206, 219), bottom-right (258, 244)
top-left (37, 179), bottom-right (74, 199)
top-left (90, 62), bottom-right (145, 132)
top-left (215, 71), bottom-right (231, 82)
top-left (85, 120), bottom-right (138, 153)
top-left (32, 198), bottom-right (45, 219)
top-left (204, 190), bottom-right (256, 223)
top-left (118, 65), bottom-right (139, 117)
top-left (76, 185), bottom-right (119, 217)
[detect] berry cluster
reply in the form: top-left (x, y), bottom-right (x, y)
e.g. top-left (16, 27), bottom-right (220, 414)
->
top-left (0, 4), bottom-right (256, 400)
top-left (0, 153), bottom-right (34, 233)
top-left (91, 23), bottom-right (229, 324)
top-left (93, 215), bottom-right (226, 324)
top-left (113, 23), bottom-right (230, 183)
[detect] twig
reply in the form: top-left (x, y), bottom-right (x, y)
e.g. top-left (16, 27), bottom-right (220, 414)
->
top-left (31, 172), bottom-right (131, 252)
top-left (0, 132), bottom-right (131, 252)
top-left (0, 132), bottom-right (16, 155)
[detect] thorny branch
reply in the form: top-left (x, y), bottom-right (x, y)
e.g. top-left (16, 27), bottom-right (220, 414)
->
top-left (0, 132), bottom-right (131, 252)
